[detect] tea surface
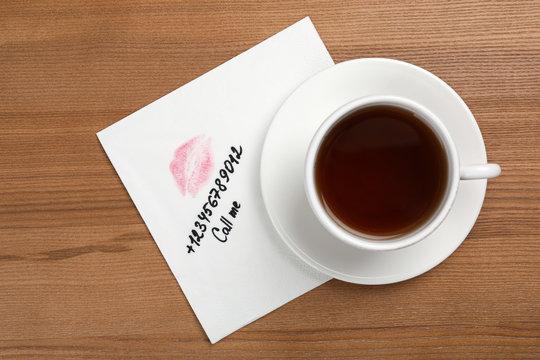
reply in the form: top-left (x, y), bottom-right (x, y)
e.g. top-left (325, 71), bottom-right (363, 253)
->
top-left (315, 105), bottom-right (448, 237)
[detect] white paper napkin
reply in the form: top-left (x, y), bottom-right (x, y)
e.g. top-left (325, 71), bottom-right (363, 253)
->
top-left (97, 17), bottom-right (334, 343)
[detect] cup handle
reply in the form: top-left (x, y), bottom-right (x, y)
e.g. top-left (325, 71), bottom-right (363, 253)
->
top-left (460, 163), bottom-right (501, 180)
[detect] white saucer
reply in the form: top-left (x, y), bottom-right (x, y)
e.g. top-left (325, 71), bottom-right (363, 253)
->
top-left (260, 58), bottom-right (488, 285)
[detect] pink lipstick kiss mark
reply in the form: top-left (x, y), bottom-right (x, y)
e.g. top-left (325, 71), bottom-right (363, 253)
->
top-left (170, 135), bottom-right (214, 197)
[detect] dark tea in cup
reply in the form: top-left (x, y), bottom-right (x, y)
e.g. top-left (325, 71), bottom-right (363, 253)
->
top-left (314, 104), bottom-right (448, 237)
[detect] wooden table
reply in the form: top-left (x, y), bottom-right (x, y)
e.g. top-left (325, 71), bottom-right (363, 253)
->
top-left (1, 1), bottom-right (539, 358)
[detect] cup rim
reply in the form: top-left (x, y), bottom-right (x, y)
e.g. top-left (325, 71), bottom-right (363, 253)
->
top-left (304, 95), bottom-right (460, 251)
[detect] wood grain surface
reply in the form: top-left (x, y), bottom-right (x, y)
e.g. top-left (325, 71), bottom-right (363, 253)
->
top-left (1, 0), bottom-right (539, 358)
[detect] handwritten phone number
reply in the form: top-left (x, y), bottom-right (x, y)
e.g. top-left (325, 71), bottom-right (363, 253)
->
top-left (186, 145), bottom-right (243, 254)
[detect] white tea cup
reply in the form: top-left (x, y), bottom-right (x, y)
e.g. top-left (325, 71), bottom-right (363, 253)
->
top-left (304, 95), bottom-right (500, 251)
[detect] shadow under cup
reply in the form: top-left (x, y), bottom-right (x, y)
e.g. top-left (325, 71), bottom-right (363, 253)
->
top-left (305, 96), bottom-right (460, 251)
